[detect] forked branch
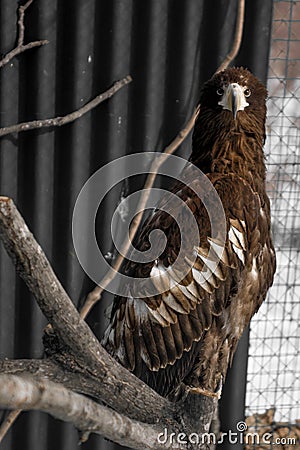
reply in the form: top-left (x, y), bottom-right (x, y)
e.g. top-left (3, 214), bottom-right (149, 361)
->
top-left (0, 0), bottom-right (48, 69)
top-left (0, 1), bottom-right (132, 138)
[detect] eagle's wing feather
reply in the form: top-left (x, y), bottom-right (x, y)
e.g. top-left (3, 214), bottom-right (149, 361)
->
top-left (102, 67), bottom-right (276, 398)
top-left (102, 171), bottom-right (272, 396)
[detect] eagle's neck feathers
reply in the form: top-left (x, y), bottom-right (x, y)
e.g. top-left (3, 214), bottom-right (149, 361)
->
top-left (190, 107), bottom-right (266, 194)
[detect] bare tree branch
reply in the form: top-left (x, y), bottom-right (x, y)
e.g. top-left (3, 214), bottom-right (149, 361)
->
top-left (0, 358), bottom-right (127, 402)
top-left (216, 0), bottom-right (245, 73)
top-left (0, 196), bottom-right (174, 424)
top-left (0, 358), bottom-right (162, 413)
top-left (0, 0), bottom-right (49, 69)
top-left (0, 374), bottom-right (186, 450)
top-left (0, 410), bottom-right (21, 444)
top-left (0, 76), bottom-right (132, 138)
top-left (17, 0), bottom-right (33, 46)
top-left (0, 1), bottom-right (132, 138)
top-left (80, 0), bottom-right (246, 319)
top-left (0, 359), bottom-right (216, 449)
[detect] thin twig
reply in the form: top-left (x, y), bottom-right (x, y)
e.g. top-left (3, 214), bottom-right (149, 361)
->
top-left (18, 0), bottom-right (34, 46)
top-left (0, 0), bottom-right (49, 69)
top-left (0, 410), bottom-right (22, 444)
top-left (0, 76), bottom-right (132, 137)
top-left (80, 0), bottom-right (245, 319)
top-left (0, 40), bottom-right (49, 70)
top-left (216, 0), bottom-right (245, 73)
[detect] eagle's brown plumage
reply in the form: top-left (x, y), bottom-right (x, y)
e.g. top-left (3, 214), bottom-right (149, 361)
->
top-left (102, 67), bottom-right (276, 399)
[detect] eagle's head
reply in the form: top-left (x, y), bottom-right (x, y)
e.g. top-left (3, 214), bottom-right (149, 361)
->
top-left (199, 67), bottom-right (267, 123)
top-left (191, 67), bottom-right (268, 177)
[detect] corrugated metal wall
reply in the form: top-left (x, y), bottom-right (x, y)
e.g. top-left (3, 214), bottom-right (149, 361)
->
top-left (0, 1), bottom-right (272, 449)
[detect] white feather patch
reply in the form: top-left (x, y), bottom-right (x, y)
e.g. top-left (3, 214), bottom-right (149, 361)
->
top-left (176, 283), bottom-right (198, 304)
top-left (130, 296), bottom-right (149, 323)
top-left (208, 237), bottom-right (224, 258)
top-left (196, 250), bottom-right (225, 281)
top-left (251, 257), bottom-right (258, 280)
top-left (147, 304), bottom-right (170, 326)
top-left (260, 207), bottom-right (266, 220)
top-left (166, 265), bottom-right (184, 288)
top-left (192, 268), bottom-right (214, 293)
top-left (150, 262), bottom-right (170, 292)
top-left (163, 292), bottom-right (187, 314)
top-left (232, 244), bottom-right (245, 264)
top-left (229, 223), bottom-right (246, 250)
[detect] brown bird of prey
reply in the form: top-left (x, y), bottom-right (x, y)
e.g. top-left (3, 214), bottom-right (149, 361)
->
top-left (102, 67), bottom-right (276, 399)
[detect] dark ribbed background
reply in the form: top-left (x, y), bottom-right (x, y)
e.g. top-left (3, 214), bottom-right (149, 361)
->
top-left (0, 1), bottom-right (272, 449)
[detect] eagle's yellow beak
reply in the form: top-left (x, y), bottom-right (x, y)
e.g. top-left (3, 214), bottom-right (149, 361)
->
top-left (218, 83), bottom-right (249, 119)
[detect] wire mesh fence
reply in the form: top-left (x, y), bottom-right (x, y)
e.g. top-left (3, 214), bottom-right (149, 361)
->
top-left (245, 0), bottom-right (300, 444)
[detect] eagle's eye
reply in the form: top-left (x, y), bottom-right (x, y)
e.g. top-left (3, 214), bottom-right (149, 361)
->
top-left (216, 87), bottom-right (224, 96)
top-left (244, 88), bottom-right (251, 97)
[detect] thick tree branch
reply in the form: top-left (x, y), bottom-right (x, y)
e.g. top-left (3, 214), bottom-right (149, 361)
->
top-left (0, 374), bottom-right (186, 450)
top-left (0, 358), bottom-right (154, 410)
top-left (0, 76), bottom-right (132, 138)
top-left (0, 197), bottom-right (173, 424)
top-left (0, 358), bottom-right (117, 401)
top-left (0, 0), bottom-right (48, 69)
top-left (0, 359), bottom-right (216, 449)
top-left (80, 0), bottom-right (246, 319)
